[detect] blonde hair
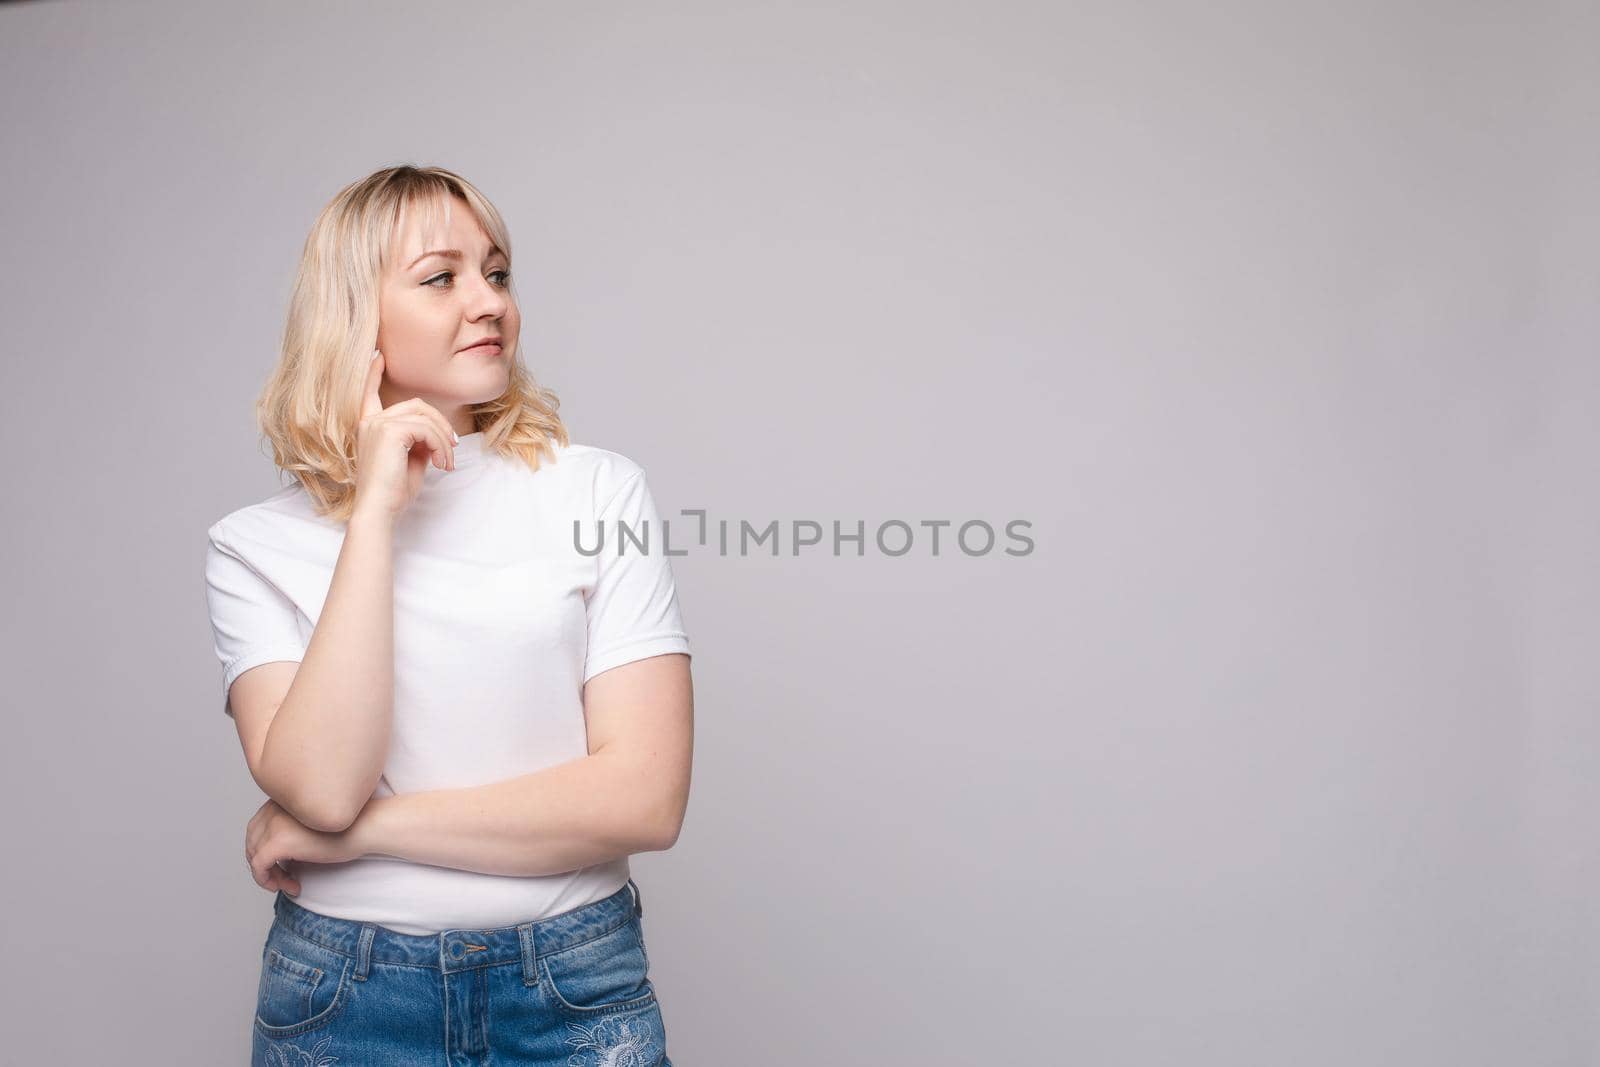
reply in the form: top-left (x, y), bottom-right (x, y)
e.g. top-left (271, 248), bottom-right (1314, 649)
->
top-left (255, 163), bottom-right (569, 524)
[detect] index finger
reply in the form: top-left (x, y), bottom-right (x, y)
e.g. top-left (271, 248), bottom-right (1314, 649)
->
top-left (361, 348), bottom-right (386, 419)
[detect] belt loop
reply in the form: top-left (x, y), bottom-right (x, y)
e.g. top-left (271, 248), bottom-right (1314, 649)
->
top-left (353, 923), bottom-right (375, 982)
top-left (627, 878), bottom-right (642, 918)
top-left (518, 923), bottom-right (539, 987)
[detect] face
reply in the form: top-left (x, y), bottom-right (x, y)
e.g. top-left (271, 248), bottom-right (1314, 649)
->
top-left (376, 195), bottom-right (519, 435)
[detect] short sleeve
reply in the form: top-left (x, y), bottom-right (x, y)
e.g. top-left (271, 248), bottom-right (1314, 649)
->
top-left (204, 523), bottom-right (308, 716)
top-left (583, 470), bottom-right (692, 685)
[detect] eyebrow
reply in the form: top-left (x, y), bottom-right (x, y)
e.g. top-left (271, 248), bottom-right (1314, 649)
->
top-left (406, 246), bottom-right (507, 270)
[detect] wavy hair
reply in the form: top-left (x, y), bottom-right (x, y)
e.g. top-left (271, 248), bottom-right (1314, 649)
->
top-left (255, 164), bottom-right (569, 523)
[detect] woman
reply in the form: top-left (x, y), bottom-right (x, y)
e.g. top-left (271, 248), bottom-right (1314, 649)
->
top-left (203, 164), bottom-right (690, 1066)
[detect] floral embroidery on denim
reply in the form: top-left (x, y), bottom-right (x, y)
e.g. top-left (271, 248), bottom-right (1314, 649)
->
top-left (263, 1036), bottom-right (338, 1066)
top-left (563, 1016), bottom-right (656, 1065)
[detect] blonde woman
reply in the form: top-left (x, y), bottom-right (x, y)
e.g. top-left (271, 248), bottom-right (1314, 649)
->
top-left (204, 165), bottom-right (690, 1066)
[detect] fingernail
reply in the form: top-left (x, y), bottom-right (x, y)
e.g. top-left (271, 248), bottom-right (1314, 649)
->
top-left (372, 349), bottom-right (380, 361)
top-left (452, 431), bottom-right (460, 443)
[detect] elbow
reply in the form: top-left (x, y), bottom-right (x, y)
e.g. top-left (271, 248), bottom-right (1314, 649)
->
top-left (252, 749), bottom-right (374, 833)
top-left (298, 797), bottom-right (362, 835)
top-left (636, 821), bottom-right (678, 854)
top-left (643, 796), bottom-right (685, 852)
top-left (253, 765), bottom-right (365, 833)
top-left (279, 786), bottom-right (361, 834)
top-left (296, 779), bottom-right (378, 833)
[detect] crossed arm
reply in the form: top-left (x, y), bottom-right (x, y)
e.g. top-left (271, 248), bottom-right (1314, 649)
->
top-left (234, 651), bottom-right (693, 885)
top-left (349, 652), bottom-right (693, 875)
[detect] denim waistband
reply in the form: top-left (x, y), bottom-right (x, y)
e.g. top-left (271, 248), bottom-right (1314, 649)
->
top-left (270, 877), bottom-right (643, 980)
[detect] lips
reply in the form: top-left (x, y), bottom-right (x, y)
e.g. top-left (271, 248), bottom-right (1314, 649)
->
top-left (459, 338), bottom-right (504, 354)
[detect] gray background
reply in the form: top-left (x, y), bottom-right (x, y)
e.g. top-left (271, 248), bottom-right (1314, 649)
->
top-left (2, 1), bottom-right (1595, 1063)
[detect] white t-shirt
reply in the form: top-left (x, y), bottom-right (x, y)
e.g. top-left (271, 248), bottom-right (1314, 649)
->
top-left (203, 432), bottom-right (691, 934)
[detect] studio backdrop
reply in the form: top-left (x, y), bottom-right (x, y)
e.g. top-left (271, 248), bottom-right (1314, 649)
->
top-left (1, 1), bottom-right (1595, 1064)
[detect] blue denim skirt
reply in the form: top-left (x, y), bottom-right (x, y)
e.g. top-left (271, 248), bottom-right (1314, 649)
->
top-left (251, 878), bottom-right (672, 1066)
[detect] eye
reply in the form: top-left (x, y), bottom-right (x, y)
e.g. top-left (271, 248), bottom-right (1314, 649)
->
top-left (423, 270), bottom-right (513, 289)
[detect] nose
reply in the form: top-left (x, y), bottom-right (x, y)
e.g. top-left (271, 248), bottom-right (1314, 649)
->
top-left (465, 272), bottom-right (510, 319)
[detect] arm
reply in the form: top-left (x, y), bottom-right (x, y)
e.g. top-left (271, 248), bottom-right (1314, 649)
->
top-left (234, 505), bottom-right (398, 832)
top-left (346, 653), bottom-right (693, 876)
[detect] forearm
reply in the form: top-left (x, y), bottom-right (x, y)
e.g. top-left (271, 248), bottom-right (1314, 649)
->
top-left (347, 750), bottom-right (671, 877)
top-left (258, 506), bottom-right (396, 831)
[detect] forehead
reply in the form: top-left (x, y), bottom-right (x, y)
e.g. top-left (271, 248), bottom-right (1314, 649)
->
top-left (390, 194), bottom-right (500, 262)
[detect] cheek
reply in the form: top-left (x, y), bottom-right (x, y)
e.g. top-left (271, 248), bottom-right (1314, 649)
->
top-left (379, 341), bottom-right (455, 387)
top-left (381, 305), bottom-right (458, 359)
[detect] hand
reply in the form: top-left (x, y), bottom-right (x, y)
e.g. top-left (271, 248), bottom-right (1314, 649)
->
top-left (244, 799), bottom-right (364, 897)
top-left (351, 348), bottom-right (459, 520)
